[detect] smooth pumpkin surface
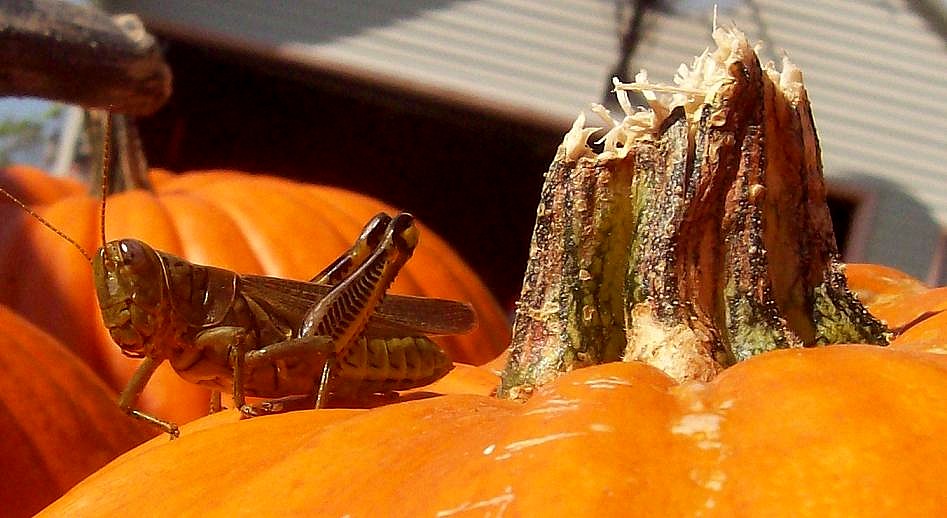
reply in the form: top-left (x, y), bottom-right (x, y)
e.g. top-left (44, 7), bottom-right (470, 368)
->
top-left (846, 263), bottom-right (947, 331)
top-left (42, 345), bottom-right (947, 517)
top-left (0, 304), bottom-right (151, 518)
top-left (0, 164), bottom-right (83, 204)
top-left (844, 263), bottom-right (929, 306)
top-left (0, 169), bottom-right (510, 425)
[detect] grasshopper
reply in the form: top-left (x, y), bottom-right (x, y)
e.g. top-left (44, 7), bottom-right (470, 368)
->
top-left (1, 120), bottom-right (474, 438)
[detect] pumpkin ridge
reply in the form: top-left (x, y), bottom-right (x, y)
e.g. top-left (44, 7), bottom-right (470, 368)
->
top-left (158, 189), bottom-right (266, 273)
top-left (3, 196), bottom-right (106, 371)
top-left (175, 178), bottom-right (301, 276)
top-left (0, 394), bottom-right (61, 515)
top-left (0, 306), bottom-right (150, 517)
top-left (156, 176), bottom-right (314, 276)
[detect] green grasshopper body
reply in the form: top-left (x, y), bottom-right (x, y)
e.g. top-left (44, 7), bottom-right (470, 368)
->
top-left (0, 116), bottom-right (475, 438)
top-left (84, 211), bottom-right (474, 436)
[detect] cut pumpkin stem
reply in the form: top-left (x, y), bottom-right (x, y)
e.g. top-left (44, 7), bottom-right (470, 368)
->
top-left (499, 27), bottom-right (888, 399)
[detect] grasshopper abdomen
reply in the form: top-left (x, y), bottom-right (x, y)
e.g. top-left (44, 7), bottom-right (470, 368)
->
top-left (336, 336), bottom-right (453, 394)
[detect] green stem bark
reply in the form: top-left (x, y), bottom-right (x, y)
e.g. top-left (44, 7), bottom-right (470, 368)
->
top-left (499, 30), bottom-right (888, 399)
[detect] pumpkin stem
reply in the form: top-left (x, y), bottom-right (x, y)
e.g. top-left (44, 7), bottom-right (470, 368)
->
top-left (87, 110), bottom-right (153, 196)
top-left (499, 27), bottom-right (888, 400)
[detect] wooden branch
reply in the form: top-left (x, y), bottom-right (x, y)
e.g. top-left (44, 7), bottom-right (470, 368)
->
top-left (0, 0), bottom-right (171, 115)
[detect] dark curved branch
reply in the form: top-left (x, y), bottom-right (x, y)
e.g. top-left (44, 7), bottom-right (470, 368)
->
top-left (0, 0), bottom-right (171, 115)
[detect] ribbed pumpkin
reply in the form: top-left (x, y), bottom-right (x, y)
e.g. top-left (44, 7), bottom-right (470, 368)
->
top-left (0, 303), bottom-right (151, 518)
top-left (37, 265), bottom-right (947, 517)
top-left (39, 325), bottom-right (947, 516)
top-left (846, 263), bottom-right (947, 354)
top-left (845, 263), bottom-right (947, 331)
top-left (0, 167), bottom-right (509, 425)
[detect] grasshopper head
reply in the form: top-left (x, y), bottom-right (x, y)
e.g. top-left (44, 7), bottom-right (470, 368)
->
top-left (93, 239), bottom-right (167, 358)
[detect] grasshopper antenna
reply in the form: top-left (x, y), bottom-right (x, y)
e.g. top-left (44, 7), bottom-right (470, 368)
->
top-left (100, 112), bottom-right (111, 249)
top-left (0, 187), bottom-right (94, 264)
top-left (0, 111), bottom-right (116, 265)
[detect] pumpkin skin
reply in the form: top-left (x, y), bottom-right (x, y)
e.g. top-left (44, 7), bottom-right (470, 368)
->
top-left (41, 345), bottom-right (947, 517)
top-left (0, 168), bottom-right (510, 425)
top-left (0, 304), bottom-right (151, 518)
top-left (0, 165), bottom-right (84, 204)
top-left (844, 265), bottom-right (947, 355)
top-left (845, 263), bottom-right (947, 330)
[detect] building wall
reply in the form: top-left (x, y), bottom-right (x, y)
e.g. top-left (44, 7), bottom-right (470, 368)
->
top-left (629, 1), bottom-right (947, 279)
top-left (104, 0), bottom-right (947, 281)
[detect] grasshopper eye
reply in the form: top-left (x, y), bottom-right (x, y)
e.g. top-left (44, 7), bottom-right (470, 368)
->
top-left (119, 241), bottom-right (139, 265)
top-left (117, 240), bottom-right (155, 273)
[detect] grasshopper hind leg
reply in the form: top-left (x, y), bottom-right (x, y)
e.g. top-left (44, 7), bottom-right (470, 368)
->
top-left (242, 358), bottom-right (336, 416)
top-left (314, 358), bottom-right (334, 409)
top-left (239, 394), bottom-right (313, 416)
top-left (241, 334), bottom-right (336, 416)
top-left (243, 213), bottom-right (427, 415)
top-left (239, 353), bottom-right (397, 416)
top-left (310, 212), bottom-right (392, 285)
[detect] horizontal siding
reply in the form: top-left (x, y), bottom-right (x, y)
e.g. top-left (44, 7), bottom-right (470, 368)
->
top-left (765, 0), bottom-right (947, 237)
top-left (629, 1), bottom-right (947, 276)
top-left (105, 0), bottom-right (617, 125)
top-left (632, 2), bottom-right (947, 234)
top-left (103, 0), bottom-right (947, 275)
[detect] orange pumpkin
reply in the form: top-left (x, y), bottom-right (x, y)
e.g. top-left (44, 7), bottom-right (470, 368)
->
top-left (0, 304), bottom-right (151, 518)
top-left (845, 263), bottom-right (947, 331)
top-left (846, 263), bottom-right (947, 355)
top-left (0, 168), bottom-right (510, 424)
top-left (40, 340), bottom-right (947, 516)
top-left (39, 265), bottom-right (947, 516)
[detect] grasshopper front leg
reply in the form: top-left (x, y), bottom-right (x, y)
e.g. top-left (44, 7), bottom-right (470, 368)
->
top-left (118, 356), bottom-right (180, 437)
top-left (120, 326), bottom-right (258, 434)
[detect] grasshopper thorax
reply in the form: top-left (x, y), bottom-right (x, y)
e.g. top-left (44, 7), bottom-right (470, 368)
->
top-left (92, 238), bottom-right (167, 358)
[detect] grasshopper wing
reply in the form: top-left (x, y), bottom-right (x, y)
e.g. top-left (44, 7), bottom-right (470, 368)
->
top-left (368, 292), bottom-right (478, 337)
top-left (239, 275), bottom-right (478, 337)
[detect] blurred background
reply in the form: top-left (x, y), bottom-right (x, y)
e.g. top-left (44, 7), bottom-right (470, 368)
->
top-left (3, 0), bottom-right (947, 308)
